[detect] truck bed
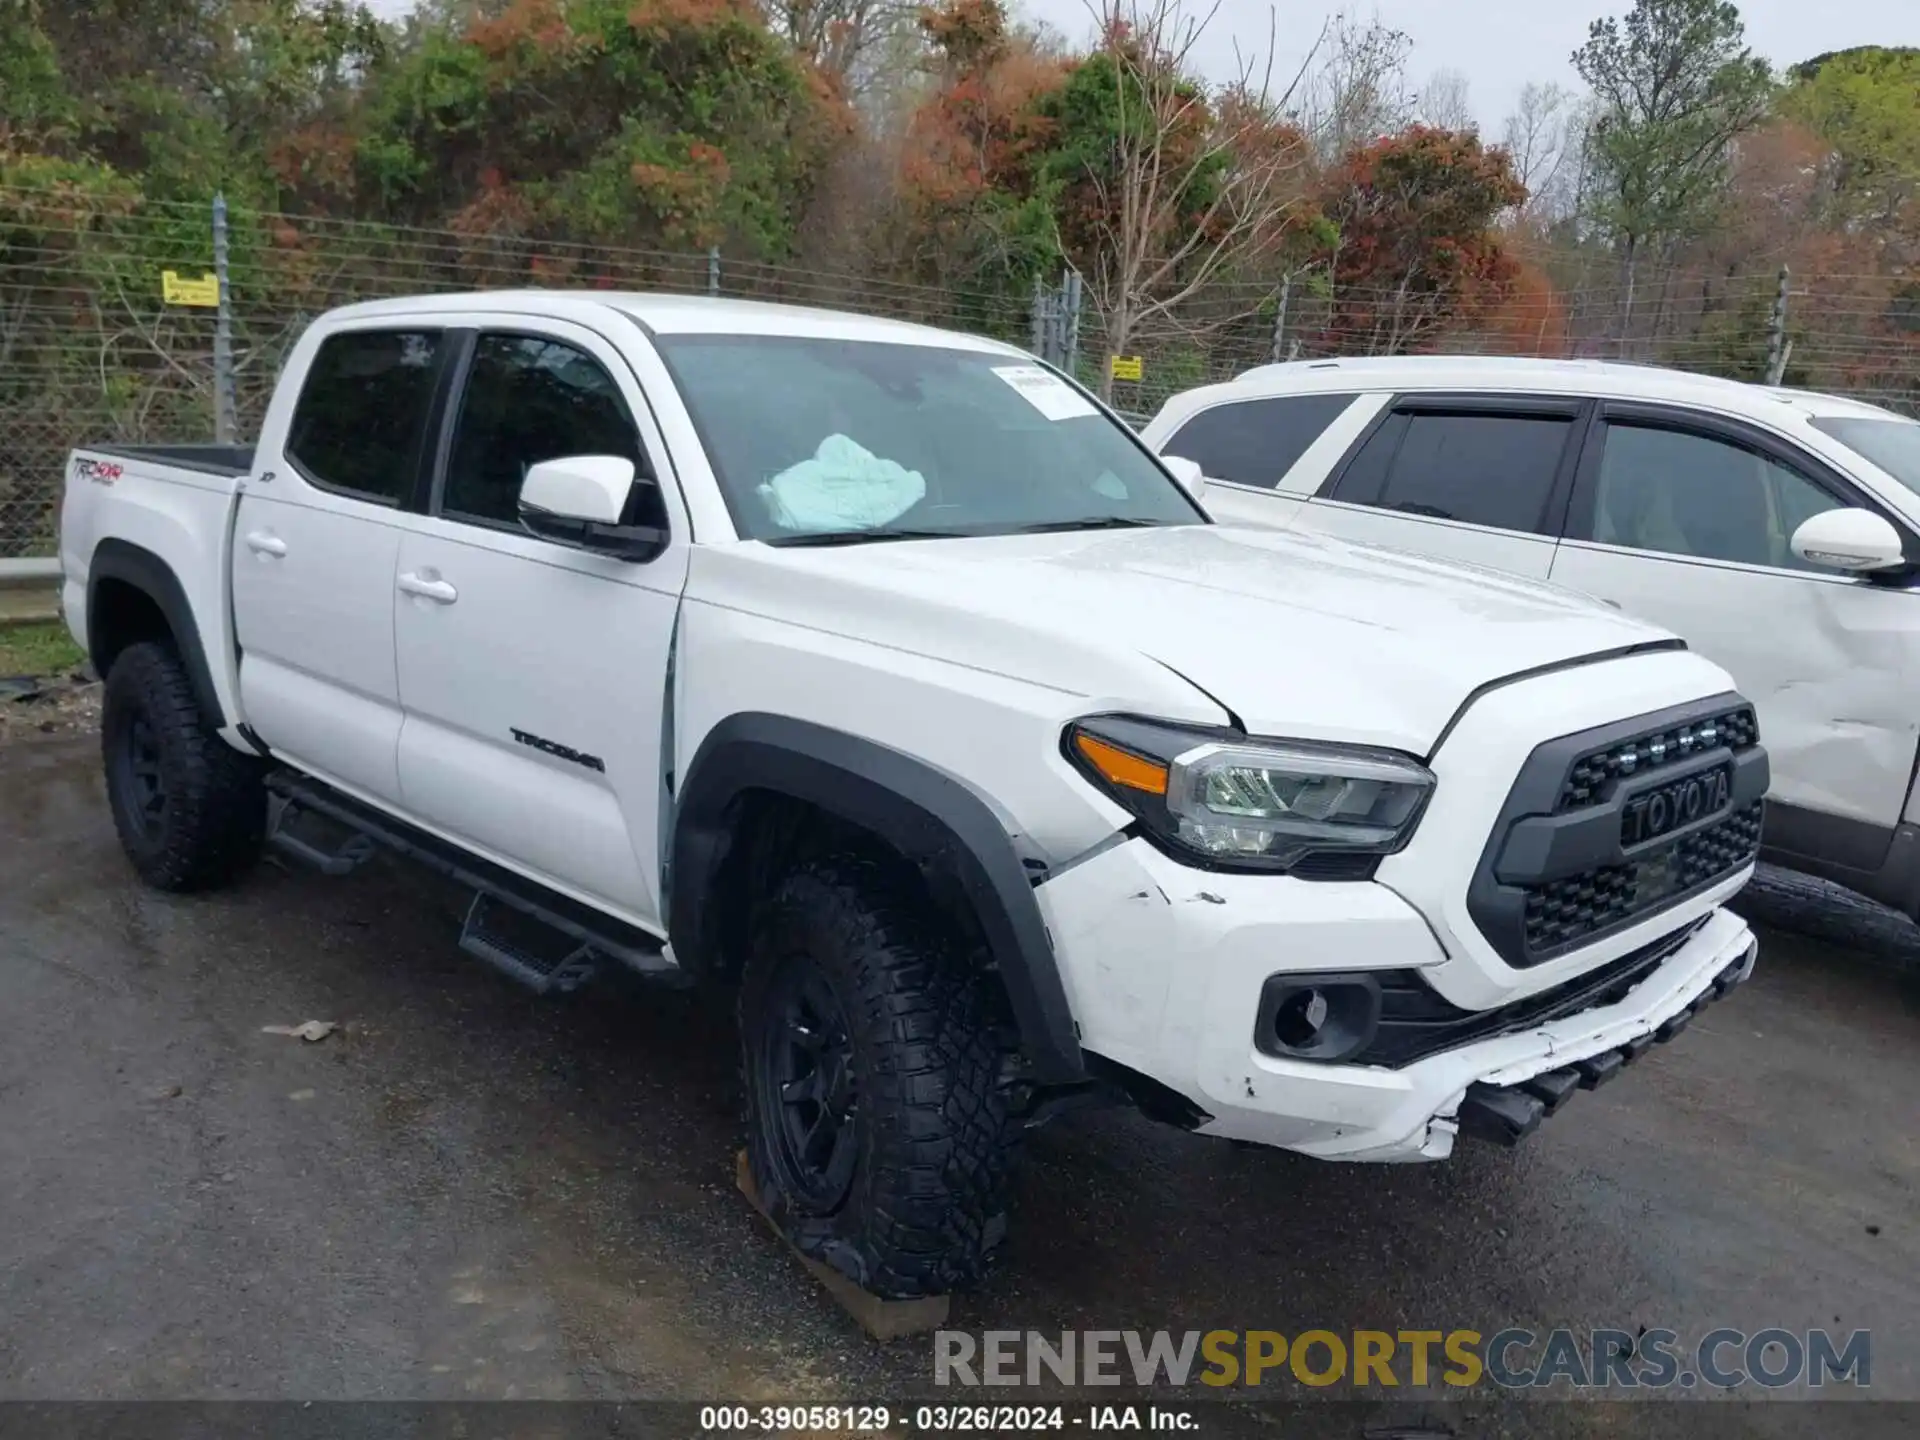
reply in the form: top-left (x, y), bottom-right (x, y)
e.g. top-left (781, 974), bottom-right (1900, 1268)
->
top-left (87, 442), bottom-right (255, 478)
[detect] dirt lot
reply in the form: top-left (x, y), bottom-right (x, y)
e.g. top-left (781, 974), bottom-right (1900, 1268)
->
top-left (2, 729), bottom-right (1916, 1436)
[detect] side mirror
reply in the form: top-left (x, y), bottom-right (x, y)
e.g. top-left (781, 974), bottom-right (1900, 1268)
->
top-left (518, 455), bottom-right (667, 562)
top-left (1790, 508), bottom-right (1907, 574)
top-left (1162, 454), bottom-right (1207, 501)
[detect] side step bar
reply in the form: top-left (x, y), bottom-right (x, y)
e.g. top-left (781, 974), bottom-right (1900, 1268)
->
top-left (265, 771), bottom-right (683, 993)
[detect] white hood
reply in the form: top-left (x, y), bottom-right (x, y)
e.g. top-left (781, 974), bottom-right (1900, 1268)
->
top-left (703, 523), bottom-right (1680, 754)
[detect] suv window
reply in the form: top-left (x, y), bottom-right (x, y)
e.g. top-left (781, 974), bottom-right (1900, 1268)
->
top-left (286, 330), bottom-right (441, 503)
top-left (1331, 409), bottom-right (1574, 533)
top-left (443, 333), bottom-right (655, 528)
top-left (1163, 394), bottom-right (1357, 490)
top-left (1589, 423), bottom-right (1848, 573)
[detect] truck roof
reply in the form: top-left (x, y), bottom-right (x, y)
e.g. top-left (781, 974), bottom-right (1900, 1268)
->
top-left (321, 290), bottom-right (1025, 355)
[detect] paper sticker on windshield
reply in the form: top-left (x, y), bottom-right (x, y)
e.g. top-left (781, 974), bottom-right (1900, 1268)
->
top-left (993, 364), bottom-right (1097, 421)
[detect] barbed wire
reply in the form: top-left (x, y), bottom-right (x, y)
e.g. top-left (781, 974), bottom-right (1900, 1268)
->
top-left (1, 187), bottom-right (1915, 556)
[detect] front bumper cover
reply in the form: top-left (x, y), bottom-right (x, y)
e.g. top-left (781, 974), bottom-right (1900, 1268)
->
top-left (1454, 932), bottom-right (1755, 1146)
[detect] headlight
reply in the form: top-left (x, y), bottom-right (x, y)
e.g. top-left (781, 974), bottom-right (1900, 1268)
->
top-left (1064, 716), bottom-right (1435, 873)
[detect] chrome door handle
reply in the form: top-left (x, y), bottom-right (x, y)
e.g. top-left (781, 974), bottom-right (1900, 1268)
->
top-left (245, 531), bottom-right (287, 557)
top-left (397, 572), bottom-right (458, 604)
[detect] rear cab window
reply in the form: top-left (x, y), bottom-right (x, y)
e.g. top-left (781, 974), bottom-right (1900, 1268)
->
top-left (1162, 393), bottom-right (1359, 490)
top-left (285, 329), bottom-right (443, 504)
top-left (1327, 399), bottom-right (1584, 535)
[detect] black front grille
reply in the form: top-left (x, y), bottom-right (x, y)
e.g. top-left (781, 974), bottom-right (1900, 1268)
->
top-left (1558, 706), bottom-right (1757, 812)
top-left (1467, 693), bottom-right (1770, 968)
top-left (1355, 920), bottom-right (1705, 1068)
top-left (1521, 803), bottom-right (1764, 953)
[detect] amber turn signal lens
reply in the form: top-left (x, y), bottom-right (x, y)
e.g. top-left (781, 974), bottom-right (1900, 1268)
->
top-left (1074, 732), bottom-right (1170, 796)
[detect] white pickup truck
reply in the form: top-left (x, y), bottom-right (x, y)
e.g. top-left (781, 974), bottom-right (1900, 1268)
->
top-left (60, 290), bottom-right (1767, 1300)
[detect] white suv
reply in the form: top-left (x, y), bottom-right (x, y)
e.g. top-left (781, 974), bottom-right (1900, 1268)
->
top-left (1144, 358), bottom-right (1920, 920)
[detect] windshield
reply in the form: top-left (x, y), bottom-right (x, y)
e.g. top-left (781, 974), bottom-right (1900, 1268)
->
top-left (1810, 415), bottom-right (1920, 498)
top-left (652, 334), bottom-right (1205, 543)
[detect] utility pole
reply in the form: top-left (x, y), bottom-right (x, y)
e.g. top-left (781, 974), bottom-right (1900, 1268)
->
top-left (1270, 272), bottom-right (1294, 364)
top-left (1764, 265), bottom-right (1792, 387)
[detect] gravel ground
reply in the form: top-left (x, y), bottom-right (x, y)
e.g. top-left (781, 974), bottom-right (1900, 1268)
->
top-left (1, 734), bottom-right (1915, 1438)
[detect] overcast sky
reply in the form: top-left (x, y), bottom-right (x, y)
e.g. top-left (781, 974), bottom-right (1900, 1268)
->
top-left (1018, 0), bottom-right (1919, 133)
top-left (364, 0), bottom-right (1917, 134)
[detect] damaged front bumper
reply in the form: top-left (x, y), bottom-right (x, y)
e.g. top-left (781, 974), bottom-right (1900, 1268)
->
top-left (1197, 905), bottom-right (1758, 1162)
top-left (1038, 835), bottom-right (1758, 1164)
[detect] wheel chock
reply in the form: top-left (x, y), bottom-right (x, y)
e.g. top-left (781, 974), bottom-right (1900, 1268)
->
top-left (735, 1151), bottom-right (951, 1341)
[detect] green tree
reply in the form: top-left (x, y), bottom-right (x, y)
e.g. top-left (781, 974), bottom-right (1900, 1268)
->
top-left (351, 0), bottom-right (843, 256)
top-left (1783, 46), bottom-right (1920, 240)
top-left (1573, 0), bottom-right (1774, 338)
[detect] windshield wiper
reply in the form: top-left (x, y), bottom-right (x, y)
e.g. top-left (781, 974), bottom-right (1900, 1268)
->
top-left (1003, 516), bottom-right (1167, 535)
top-left (763, 526), bottom-right (974, 547)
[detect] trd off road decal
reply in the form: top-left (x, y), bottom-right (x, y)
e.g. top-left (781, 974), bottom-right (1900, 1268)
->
top-left (73, 457), bottom-right (125, 485)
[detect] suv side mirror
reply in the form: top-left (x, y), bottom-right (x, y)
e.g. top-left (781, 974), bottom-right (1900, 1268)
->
top-left (1790, 508), bottom-right (1907, 574)
top-left (1162, 454), bottom-right (1207, 501)
top-left (519, 455), bottom-right (667, 562)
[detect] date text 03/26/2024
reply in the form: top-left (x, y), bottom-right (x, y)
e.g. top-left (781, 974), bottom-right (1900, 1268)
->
top-left (699, 1405), bottom-right (1196, 1432)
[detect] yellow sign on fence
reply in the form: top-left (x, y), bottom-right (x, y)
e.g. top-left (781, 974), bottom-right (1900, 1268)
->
top-left (162, 270), bottom-right (220, 307)
top-left (1109, 354), bottom-right (1144, 382)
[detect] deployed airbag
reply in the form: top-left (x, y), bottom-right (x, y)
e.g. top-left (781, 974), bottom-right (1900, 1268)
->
top-left (760, 434), bottom-right (926, 534)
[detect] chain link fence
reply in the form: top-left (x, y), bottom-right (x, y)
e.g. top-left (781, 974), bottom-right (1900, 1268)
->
top-left (4, 185), bottom-right (1917, 557)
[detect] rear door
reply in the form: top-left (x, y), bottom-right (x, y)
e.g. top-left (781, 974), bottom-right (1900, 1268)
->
top-left (1288, 394), bottom-right (1590, 578)
top-left (389, 319), bottom-right (691, 930)
top-left (1548, 403), bottom-right (1920, 860)
top-left (233, 324), bottom-right (451, 803)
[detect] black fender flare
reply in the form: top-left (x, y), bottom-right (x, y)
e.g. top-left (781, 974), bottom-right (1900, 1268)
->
top-left (87, 538), bottom-right (225, 727)
top-left (670, 713), bottom-right (1085, 1084)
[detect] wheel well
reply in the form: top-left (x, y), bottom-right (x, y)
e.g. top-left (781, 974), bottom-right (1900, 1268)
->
top-left (89, 576), bottom-right (175, 679)
top-left (702, 788), bottom-right (994, 987)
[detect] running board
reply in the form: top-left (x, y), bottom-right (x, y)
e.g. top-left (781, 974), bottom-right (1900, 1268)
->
top-left (264, 772), bottom-right (683, 991)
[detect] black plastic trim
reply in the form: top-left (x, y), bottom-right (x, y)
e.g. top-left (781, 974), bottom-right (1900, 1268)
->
top-left (1357, 919), bottom-right (1704, 1068)
top-left (1763, 805), bottom-right (1920, 918)
top-left (1466, 692), bottom-right (1769, 966)
top-left (86, 538), bottom-right (225, 726)
top-left (670, 714), bottom-right (1085, 1084)
top-left (1252, 971), bottom-right (1383, 1063)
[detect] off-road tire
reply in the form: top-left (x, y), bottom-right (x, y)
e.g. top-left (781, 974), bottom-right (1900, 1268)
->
top-left (102, 641), bottom-right (266, 892)
top-left (739, 856), bottom-right (1020, 1299)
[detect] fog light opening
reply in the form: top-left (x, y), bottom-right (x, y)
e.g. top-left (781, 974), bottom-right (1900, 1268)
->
top-left (1273, 987), bottom-right (1332, 1049)
top-left (1253, 972), bottom-right (1383, 1063)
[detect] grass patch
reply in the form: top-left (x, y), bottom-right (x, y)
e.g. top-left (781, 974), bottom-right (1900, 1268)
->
top-left (0, 621), bottom-right (85, 678)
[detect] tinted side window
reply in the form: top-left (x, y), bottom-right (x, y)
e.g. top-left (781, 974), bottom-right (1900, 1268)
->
top-left (1334, 411), bottom-right (1572, 534)
top-left (1163, 394), bottom-right (1357, 490)
top-left (286, 330), bottom-right (441, 503)
top-left (1591, 423), bottom-right (1848, 572)
top-left (444, 334), bottom-right (651, 527)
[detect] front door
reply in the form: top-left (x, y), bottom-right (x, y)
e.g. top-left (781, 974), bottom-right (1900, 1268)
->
top-left (1549, 406), bottom-right (1920, 865)
top-left (1290, 395), bottom-right (1589, 579)
top-left (233, 325), bottom-right (450, 803)
top-left (390, 322), bottom-right (691, 931)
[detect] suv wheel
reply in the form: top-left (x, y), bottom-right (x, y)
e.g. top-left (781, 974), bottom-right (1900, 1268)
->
top-left (102, 642), bottom-right (265, 892)
top-left (739, 857), bottom-right (1018, 1299)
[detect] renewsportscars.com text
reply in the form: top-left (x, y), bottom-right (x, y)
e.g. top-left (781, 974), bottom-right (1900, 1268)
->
top-left (933, 1328), bottom-right (1871, 1391)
